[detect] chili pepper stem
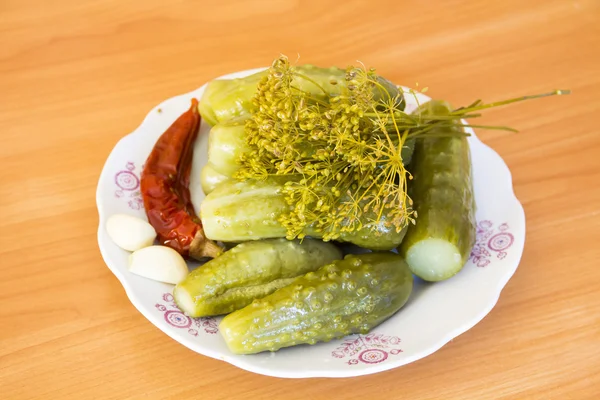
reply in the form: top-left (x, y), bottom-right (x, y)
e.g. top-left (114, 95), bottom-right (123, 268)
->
top-left (190, 231), bottom-right (224, 259)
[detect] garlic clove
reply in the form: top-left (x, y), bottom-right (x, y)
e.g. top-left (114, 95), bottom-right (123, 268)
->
top-left (128, 246), bottom-right (189, 284)
top-left (106, 213), bottom-right (157, 252)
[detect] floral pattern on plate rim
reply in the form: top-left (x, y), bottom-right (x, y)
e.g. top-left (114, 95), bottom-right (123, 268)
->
top-left (114, 161), bottom-right (144, 210)
top-left (155, 293), bottom-right (218, 336)
top-left (332, 334), bottom-right (403, 365)
top-left (470, 220), bottom-right (514, 267)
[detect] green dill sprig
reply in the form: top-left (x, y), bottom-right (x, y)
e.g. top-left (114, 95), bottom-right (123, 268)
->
top-left (235, 55), bottom-right (569, 241)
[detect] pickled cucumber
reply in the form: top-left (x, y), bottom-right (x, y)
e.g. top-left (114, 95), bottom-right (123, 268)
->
top-left (199, 65), bottom-right (403, 126)
top-left (174, 238), bottom-right (342, 317)
top-left (200, 177), bottom-right (290, 241)
top-left (200, 164), bottom-right (229, 195)
top-left (399, 101), bottom-right (476, 281)
top-left (220, 252), bottom-right (413, 354)
top-left (200, 178), bottom-right (408, 250)
top-left (333, 215), bottom-right (408, 250)
top-left (199, 70), bottom-right (264, 126)
top-left (207, 118), bottom-right (249, 177)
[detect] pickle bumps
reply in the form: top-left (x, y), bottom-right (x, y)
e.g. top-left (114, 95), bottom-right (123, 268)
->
top-left (220, 252), bottom-right (413, 354)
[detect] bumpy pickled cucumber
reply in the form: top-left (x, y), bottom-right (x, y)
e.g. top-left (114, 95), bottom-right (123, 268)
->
top-left (220, 252), bottom-right (413, 354)
top-left (200, 178), bottom-right (408, 250)
top-left (399, 101), bottom-right (476, 281)
top-left (174, 238), bottom-right (342, 317)
top-left (200, 164), bottom-right (229, 195)
top-left (207, 118), bottom-right (249, 177)
top-left (199, 65), bottom-right (403, 126)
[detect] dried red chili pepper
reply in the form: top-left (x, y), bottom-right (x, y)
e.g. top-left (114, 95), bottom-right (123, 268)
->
top-left (141, 98), bottom-right (222, 259)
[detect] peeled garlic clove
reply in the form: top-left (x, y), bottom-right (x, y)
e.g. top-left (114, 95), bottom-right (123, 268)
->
top-left (128, 246), bottom-right (189, 284)
top-left (106, 213), bottom-right (157, 251)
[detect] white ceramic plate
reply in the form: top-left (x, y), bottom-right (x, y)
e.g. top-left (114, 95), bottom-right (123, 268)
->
top-left (96, 68), bottom-right (525, 378)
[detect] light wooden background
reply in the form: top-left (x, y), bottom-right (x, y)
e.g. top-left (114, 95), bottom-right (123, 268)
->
top-left (1, 0), bottom-right (599, 399)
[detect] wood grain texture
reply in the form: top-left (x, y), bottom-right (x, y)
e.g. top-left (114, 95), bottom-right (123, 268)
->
top-left (1, 0), bottom-right (599, 398)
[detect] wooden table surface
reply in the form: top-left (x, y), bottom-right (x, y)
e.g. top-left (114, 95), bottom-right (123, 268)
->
top-left (2, 0), bottom-right (599, 398)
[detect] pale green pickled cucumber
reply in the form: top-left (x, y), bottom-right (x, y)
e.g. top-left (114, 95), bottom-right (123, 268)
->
top-left (201, 177), bottom-right (290, 241)
top-left (174, 238), bottom-right (342, 317)
top-left (200, 164), bottom-right (229, 195)
top-left (220, 252), bottom-right (413, 354)
top-left (199, 71), bottom-right (264, 126)
top-left (199, 65), bottom-right (403, 126)
top-left (399, 101), bottom-right (476, 281)
top-left (200, 178), bottom-right (408, 250)
top-left (207, 118), bottom-right (249, 177)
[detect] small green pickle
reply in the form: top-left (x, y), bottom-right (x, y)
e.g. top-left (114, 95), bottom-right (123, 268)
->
top-left (220, 252), bottom-right (413, 354)
top-left (173, 238), bottom-right (342, 317)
